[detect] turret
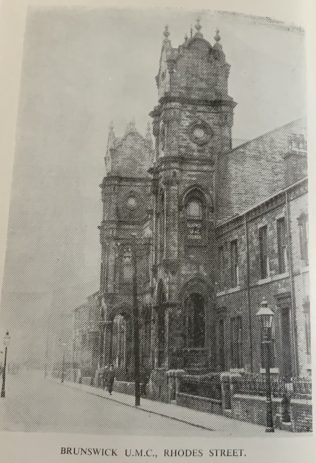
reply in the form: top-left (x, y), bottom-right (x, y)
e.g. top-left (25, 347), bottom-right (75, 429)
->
top-left (104, 121), bottom-right (115, 175)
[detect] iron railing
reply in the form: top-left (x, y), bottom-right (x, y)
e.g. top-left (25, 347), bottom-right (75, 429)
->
top-left (234, 374), bottom-right (312, 399)
top-left (179, 373), bottom-right (222, 401)
top-left (291, 377), bottom-right (312, 399)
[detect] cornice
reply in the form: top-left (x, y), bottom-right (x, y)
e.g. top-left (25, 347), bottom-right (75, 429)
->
top-left (216, 177), bottom-right (308, 237)
top-left (156, 154), bottom-right (215, 168)
top-left (100, 176), bottom-right (151, 188)
top-left (150, 95), bottom-right (236, 118)
top-left (159, 94), bottom-right (236, 109)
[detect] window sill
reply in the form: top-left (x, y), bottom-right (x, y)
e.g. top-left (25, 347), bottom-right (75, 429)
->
top-left (217, 286), bottom-right (241, 296)
top-left (186, 239), bottom-right (207, 247)
top-left (257, 273), bottom-right (289, 285)
top-left (260, 368), bottom-right (279, 374)
top-left (230, 368), bottom-right (245, 374)
top-left (300, 264), bottom-right (309, 274)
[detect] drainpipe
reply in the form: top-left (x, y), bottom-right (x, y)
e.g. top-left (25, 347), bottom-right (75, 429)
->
top-left (285, 191), bottom-right (299, 376)
top-left (244, 215), bottom-right (253, 371)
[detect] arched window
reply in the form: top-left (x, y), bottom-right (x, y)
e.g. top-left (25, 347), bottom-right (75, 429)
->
top-left (187, 199), bottom-right (202, 220)
top-left (185, 191), bottom-right (205, 240)
top-left (184, 293), bottom-right (205, 348)
top-left (112, 315), bottom-right (127, 368)
top-left (122, 247), bottom-right (133, 282)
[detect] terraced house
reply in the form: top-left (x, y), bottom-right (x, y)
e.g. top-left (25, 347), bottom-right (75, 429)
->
top-left (72, 22), bottom-right (310, 430)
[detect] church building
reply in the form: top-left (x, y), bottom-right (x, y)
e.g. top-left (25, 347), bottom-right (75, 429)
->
top-left (75, 21), bottom-right (309, 397)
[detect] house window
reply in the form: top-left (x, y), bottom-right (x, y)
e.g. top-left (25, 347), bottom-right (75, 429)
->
top-left (289, 133), bottom-right (307, 153)
top-left (277, 218), bottom-right (287, 273)
top-left (217, 318), bottom-right (225, 370)
top-left (230, 316), bottom-right (242, 368)
top-left (122, 247), bottom-right (133, 282)
top-left (186, 199), bottom-right (203, 240)
top-left (218, 245), bottom-right (225, 290)
top-left (259, 226), bottom-right (268, 279)
top-left (298, 213), bottom-right (308, 265)
top-left (230, 240), bottom-right (238, 287)
top-left (304, 302), bottom-right (311, 356)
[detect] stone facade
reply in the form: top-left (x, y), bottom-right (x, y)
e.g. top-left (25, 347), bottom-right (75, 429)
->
top-left (73, 23), bottom-right (309, 397)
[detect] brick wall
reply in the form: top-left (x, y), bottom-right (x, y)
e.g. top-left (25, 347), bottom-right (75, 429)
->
top-left (217, 118), bottom-right (306, 222)
top-left (215, 183), bottom-right (309, 376)
top-left (291, 399), bottom-right (313, 432)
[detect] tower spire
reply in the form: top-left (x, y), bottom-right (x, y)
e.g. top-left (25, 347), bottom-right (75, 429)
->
top-left (163, 25), bottom-right (171, 48)
top-left (125, 118), bottom-right (137, 134)
top-left (163, 25), bottom-right (170, 40)
top-left (145, 121), bottom-right (153, 155)
top-left (107, 121), bottom-right (115, 148)
top-left (194, 18), bottom-right (203, 38)
top-left (105, 121), bottom-right (115, 173)
top-left (214, 29), bottom-right (221, 44)
top-left (146, 121), bottom-right (152, 140)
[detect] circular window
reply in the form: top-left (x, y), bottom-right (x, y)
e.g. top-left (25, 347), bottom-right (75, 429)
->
top-left (188, 121), bottom-right (213, 146)
top-left (193, 127), bottom-right (205, 139)
top-left (127, 196), bottom-right (137, 209)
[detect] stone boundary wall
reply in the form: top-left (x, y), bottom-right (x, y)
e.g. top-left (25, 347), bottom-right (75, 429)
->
top-left (290, 399), bottom-right (313, 432)
top-left (177, 392), bottom-right (222, 415)
top-left (112, 380), bottom-right (144, 396)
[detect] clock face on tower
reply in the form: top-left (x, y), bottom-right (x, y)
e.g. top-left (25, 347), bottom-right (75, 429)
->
top-left (188, 121), bottom-right (213, 146)
top-left (126, 195), bottom-right (137, 210)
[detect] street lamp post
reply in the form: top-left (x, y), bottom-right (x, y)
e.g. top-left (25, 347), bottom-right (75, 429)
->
top-left (61, 342), bottom-right (66, 383)
top-left (1, 331), bottom-right (11, 398)
top-left (256, 299), bottom-right (275, 433)
top-left (131, 234), bottom-right (141, 407)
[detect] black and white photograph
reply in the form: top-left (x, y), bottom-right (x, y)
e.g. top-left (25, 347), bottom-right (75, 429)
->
top-left (0, 0), bottom-right (314, 461)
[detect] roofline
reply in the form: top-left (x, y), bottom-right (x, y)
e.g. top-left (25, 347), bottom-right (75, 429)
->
top-left (226, 117), bottom-right (306, 155)
top-left (216, 176), bottom-right (308, 229)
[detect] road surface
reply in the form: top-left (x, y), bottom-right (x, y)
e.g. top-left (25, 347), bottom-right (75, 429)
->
top-left (0, 370), bottom-right (212, 435)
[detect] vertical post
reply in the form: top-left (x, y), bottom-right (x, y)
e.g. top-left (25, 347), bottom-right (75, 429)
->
top-left (285, 191), bottom-right (299, 376)
top-left (44, 324), bottom-right (49, 378)
top-left (244, 215), bottom-right (253, 371)
top-left (265, 329), bottom-right (274, 433)
top-left (61, 347), bottom-right (65, 383)
top-left (1, 346), bottom-right (8, 398)
top-left (132, 237), bottom-right (141, 406)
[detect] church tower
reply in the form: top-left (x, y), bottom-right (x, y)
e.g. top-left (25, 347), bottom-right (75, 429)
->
top-left (150, 21), bottom-right (236, 370)
top-left (99, 121), bottom-right (153, 369)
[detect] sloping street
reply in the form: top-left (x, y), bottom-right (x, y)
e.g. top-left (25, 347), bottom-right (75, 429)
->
top-left (0, 370), bottom-right (213, 435)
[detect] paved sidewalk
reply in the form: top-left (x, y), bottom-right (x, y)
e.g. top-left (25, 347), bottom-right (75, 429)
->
top-left (50, 378), bottom-right (289, 436)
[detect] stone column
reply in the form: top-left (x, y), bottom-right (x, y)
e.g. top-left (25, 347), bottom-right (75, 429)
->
top-left (169, 304), bottom-right (185, 369)
top-left (164, 307), bottom-right (170, 369)
top-left (164, 179), bottom-right (179, 261)
top-left (103, 321), bottom-right (113, 366)
top-left (151, 306), bottom-right (159, 368)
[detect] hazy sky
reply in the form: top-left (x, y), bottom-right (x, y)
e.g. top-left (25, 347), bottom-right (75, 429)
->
top-left (0, 7), bottom-right (306, 362)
